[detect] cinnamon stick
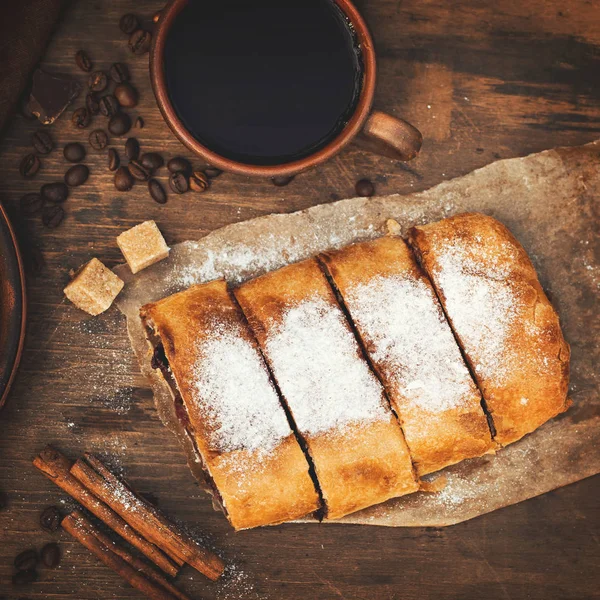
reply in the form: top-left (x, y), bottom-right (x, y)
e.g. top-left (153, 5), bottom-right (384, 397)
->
top-left (71, 453), bottom-right (225, 581)
top-left (62, 511), bottom-right (180, 600)
top-left (65, 510), bottom-right (191, 600)
top-left (33, 446), bottom-right (181, 576)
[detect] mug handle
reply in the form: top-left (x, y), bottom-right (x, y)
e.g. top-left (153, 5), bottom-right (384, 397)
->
top-left (357, 110), bottom-right (422, 161)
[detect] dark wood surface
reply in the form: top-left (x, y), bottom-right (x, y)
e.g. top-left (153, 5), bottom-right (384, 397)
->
top-left (1, 0), bottom-right (599, 598)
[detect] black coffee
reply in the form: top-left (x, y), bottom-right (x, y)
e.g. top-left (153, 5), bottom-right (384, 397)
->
top-left (164, 0), bottom-right (363, 165)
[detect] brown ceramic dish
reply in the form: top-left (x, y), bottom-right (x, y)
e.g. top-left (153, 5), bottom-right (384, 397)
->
top-left (150, 0), bottom-right (423, 177)
top-left (0, 203), bottom-right (26, 411)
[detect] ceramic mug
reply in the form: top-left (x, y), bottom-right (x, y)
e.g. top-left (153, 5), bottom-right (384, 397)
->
top-left (150, 0), bottom-right (422, 178)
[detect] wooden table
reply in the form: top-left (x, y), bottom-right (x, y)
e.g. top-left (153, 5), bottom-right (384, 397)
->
top-left (1, 0), bottom-right (599, 598)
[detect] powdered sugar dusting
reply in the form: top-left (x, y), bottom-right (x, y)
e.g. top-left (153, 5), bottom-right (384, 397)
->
top-left (347, 275), bottom-right (475, 412)
top-left (265, 297), bottom-right (389, 437)
top-left (192, 324), bottom-right (291, 455)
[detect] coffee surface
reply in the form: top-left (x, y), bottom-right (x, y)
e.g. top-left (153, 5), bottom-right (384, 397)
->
top-left (164, 0), bottom-right (362, 165)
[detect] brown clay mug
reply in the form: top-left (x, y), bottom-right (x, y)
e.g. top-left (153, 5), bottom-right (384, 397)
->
top-left (151, 0), bottom-right (422, 178)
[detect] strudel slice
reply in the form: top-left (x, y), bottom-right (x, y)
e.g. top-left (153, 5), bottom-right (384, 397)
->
top-left (234, 259), bottom-right (418, 520)
top-left (319, 235), bottom-right (493, 475)
top-left (408, 213), bottom-right (571, 446)
top-left (140, 280), bottom-right (320, 530)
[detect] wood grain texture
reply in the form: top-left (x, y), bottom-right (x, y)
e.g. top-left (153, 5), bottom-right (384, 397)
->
top-left (0, 0), bottom-right (599, 598)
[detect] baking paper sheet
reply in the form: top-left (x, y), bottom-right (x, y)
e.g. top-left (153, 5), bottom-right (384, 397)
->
top-left (115, 142), bottom-right (600, 527)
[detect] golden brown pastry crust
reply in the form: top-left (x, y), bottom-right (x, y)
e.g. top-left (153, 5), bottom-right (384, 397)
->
top-left (408, 213), bottom-right (571, 446)
top-left (234, 258), bottom-right (418, 519)
top-left (140, 280), bottom-right (320, 530)
top-left (320, 236), bottom-right (493, 475)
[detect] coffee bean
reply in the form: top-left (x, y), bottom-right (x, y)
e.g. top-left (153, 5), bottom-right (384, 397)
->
top-left (20, 193), bottom-right (44, 215)
top-left (114, 166), bottom-right (134, 191)
top-left (40, 506), bottom-right (62, 532)
top-left (99, 94), bottom-right (120, 117)
top-left (355, 178), bottom-right (375, 197)
top-left (63, 142), bottom-right (86, 163)
top-left (72, 107), bottom-right (91, 129)
top-left (65, 164), bottom-right (89, 187)
top-left (108, 112), bottom-right (132, 136)
top-left (125, 137), bottom-right (140, 160)
top-left (189, 171), bottom-right (209, 193)
top-left (19, 154), bottom-right (40, 178)
top-left (42, 205), bottom-right (65, 228)
top-left (75, 50), bottom-right (92, 72)
top-left (167, 156), bottom-right (191, 175)
top-left (109, 62), bottom-right (130, 84)
top-left (14, 549), bottom-right (38, 571)
top-left (135, 116), bottom-right (144, 129)
top-left (141, 152), bottom-right (164, 172)
top-left (129, 29), bottom-right (152, 55)
top-left (128, 159), bottom-right (150, 181)
top-left (114, 83), bottom-right (138, 108)
top-left (41, 543), bottom-right (61, 568)
top-left (12, 569), bottom-right (38, 585)
top-left (148, 178), bottom-right (167, 204)
top-left (169, 171), bottom-right (189, 194)
top-left (86, 92), bottom-right (100, 116)
top-left (41, 182), bottom-right (69, 204)
top-left (271, 174), bottom-right (294, 187)
top-left (119, 13), bottom-right (139, 34)
top-left (205, 166), bottom-right (223, 179)
top-left (31, 130), bottom-right (54, 154)
top-left (89, 129), bottom-right (109, 150)
top-left (88, 70), bottom-right (108, 92)
top-left (152, 9), bottom-right (162, 23)
top-left (108, 148), bottom-right (120, 171)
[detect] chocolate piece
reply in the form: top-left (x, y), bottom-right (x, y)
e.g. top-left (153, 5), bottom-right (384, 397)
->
top-left (28, 69), bottom-right (81, 125)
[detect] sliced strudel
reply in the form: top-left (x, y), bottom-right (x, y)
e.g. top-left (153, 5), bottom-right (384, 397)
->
top-left (408, 213), bottom-right (570, 446)
top-left (140, 280), bottom-right (320, 530)
top-left (234, 258), bottom-right (418, 520)
top-left (319, 235), bottom-right (494, 475)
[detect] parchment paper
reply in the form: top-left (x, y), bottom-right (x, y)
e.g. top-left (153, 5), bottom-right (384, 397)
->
top-left (115, 142), bottom-right (600, 527)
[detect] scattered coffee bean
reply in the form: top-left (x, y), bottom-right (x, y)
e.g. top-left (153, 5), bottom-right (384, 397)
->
top-left (63, 142), bottom-right (86, 163)
top-left (108, 148), bottom-right (120, 171)
top-left (99, 94), bottom-right (120, 117)
top-left (41, 543), bottom-right (61, 568)
top-left (169, 171), bottom-right (189, 194)
top-left (141, 152), bottom-right (164, 172)
top-left (114, 166), bottom-right (134, 191)
top-left (41, 182), bottom-right (69, 204)
top-left (114, 83), bottom-right (139, 108)
top-left (64, 164), bottom-right (89, 187)
top-left (31, 130), bottom-right (54, 154)
top-left (152, 9), bottom-right (162, 23)
top-left (125, 137), bottom-right (140, 160)
top-left (72, 107), bottom-right (91, 129)
top-left (148, 178), bottom-right (167, 204)
top-left (42, 204), bottom-right (65, 228)
top-left (14, 549), bottom-right (38, 571)
top-left (189, 170), bottom-right (209, 193)
top-left (108, 112), bottom-right (132, 136)
top-left (128, 159), bottom-right (150, 181)
top-left (205, 166), bottom-right (223, 178)
top-left (20, 193), bottom-right (44, 215)
top-left (40, 506), bottom-right (62, 532)
top-left (119, 13), bottom-right (139, 34)
top-left (355, 178), bottom-right (375, 197)
top-left (135, 116), bottom-right (144, 128)
top-left (75, 50), bottom-right (92, 72)
top-left (271, 174), bottom-right (294, 187)
top-left (12, 569), bottom-right (38, 585)
top-left (167, 156), bottom-right (191, 175)
top-left (129, 29), bottom-right (152, 55)
top-left (89, 128), bottom-right (109, 150)
top-left (19, 154), bottom-right (41, 178)
top-left (109, 62), bottom-right (130, 84)
top-left (88, 70), bottom-right (108, 92)
top-left (86, 92), bottom-right (100, 116)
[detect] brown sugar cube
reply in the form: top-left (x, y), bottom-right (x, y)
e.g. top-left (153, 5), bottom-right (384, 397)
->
top-left (64, 258), bottom-right (124, 316)
top-left (116, 220), bottom-right (170, 274)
